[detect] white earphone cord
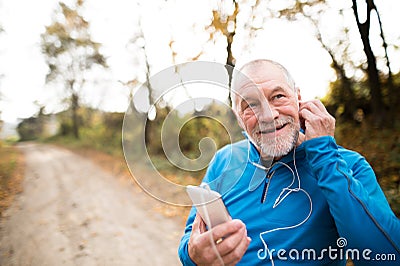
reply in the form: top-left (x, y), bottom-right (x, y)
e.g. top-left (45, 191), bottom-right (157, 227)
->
top-left (200, 147), bottom-right (312, 265)
top-left (199, 194), bottom-right (225, 265)
top-left (257, 147), bottom-right (313, 265)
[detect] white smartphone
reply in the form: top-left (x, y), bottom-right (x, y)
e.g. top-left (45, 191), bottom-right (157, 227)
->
top-left (186, 184), bottom-right (231, 228)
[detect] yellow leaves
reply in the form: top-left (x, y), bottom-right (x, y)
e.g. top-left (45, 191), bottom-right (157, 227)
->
top-left (41, 0), bottom-right (107, 86)
top-left (46, 22), bottom-right (68, 39)
top-left (0, 144), bottom-right (24, 217)
top-left (207, 1), bottom-right (239, 38)
top-left (60, 2), bottom-right (89, 30)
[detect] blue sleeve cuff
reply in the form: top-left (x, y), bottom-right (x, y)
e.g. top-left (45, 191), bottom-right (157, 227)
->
top-left (302, 136), bottom-right (338, 171)
top-left (178, 234), bottom-right (197, 266)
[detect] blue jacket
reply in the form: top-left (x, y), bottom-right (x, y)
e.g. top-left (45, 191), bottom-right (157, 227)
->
top-left (178, 136), bottom-right (400, 265)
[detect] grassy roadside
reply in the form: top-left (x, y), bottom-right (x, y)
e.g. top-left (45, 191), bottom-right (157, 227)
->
top-left (0, 141), bottom-right (24, 218)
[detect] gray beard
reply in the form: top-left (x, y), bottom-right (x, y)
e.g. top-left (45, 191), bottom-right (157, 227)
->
top-left (253, 118), bottom-right (299, 158)
top-left (259, 128), bottom-right (298, 158)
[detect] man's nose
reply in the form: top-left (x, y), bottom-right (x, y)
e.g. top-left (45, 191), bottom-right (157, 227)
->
top-left (256, 102), bottom-right (278, 123)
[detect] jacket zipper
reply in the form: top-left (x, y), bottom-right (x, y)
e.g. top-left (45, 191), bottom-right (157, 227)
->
top-left (261, 170), bottom-right (275, 203)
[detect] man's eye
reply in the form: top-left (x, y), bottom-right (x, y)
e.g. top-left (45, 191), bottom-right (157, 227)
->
top-left (242, 102), bottom-right (257, 111)
top-left (273, 94), bottom-right (285, 100)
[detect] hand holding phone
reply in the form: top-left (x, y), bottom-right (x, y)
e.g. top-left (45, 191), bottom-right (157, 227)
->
top-left (186, 184), bottom-right (231, 228)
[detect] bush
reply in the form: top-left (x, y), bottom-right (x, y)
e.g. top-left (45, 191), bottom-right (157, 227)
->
top-left (335, 119), bottom-right (400, 216)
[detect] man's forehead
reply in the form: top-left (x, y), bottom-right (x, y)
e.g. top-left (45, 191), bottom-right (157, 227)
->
top-left (234, 62), bottom-right (284, 86)
top-left (234, 78), bottom-right (290, 96)
top-left (243, 62), bottom-right (285, 81)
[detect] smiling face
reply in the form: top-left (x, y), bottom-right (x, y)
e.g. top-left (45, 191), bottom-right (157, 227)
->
top-left (233, 60), bottom-right (301, 159)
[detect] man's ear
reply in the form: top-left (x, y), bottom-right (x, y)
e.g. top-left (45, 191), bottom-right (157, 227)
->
top-left (296, 87), bottom-right (302, 111)
top-left (296, 87), bottom-right (302, 102)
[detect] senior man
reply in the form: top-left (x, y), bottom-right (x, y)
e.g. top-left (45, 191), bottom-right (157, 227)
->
top-left (178, 59), bottom-right (400, 265)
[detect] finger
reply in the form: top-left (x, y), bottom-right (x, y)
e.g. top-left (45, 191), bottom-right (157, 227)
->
top-left (300, 100), bottom-right (329, 116)
top-left (222, 234), bottom-right (251, 265)
top-left (313, 99), bottom-right (329, 113)
top-left (191, 214), bottom-right (203, 237)
top-left (308, 99), bottom-right (325, 112)
top-left (299, 109), bottom-right (318, 136)
top-left (299, 107), bottom-right (318, 122)
top-left (211, 219), bottom-right (245, 243)
top-left (299, 108), bottom-right (335, 138)
top-left (299, 101), bottom-right (323, 116)
top-left (188, 215), bottom-right (207, 263)
top-left (216, 225), bottom-right (247, 256)
top-left (198, 215), bottom-right (207, 234)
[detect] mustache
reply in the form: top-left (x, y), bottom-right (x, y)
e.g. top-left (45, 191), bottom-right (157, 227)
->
top-left (252, 117), bottom-right (295, 134)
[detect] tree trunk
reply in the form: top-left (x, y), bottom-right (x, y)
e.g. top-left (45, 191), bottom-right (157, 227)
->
top-left (144, 50), bottom-right (153, 148)
top-left (225, 32), bottom-right (235, 107)
top-left (373, 3), bottom-right (396, 123)
top-left (351, 0), bottom-right (385, 124)
top-left (71, 92), bottom-right (80, 139)
top-left (373, 1), bottom-right (393, 88)
top-left (225, 0), bottom-right (238, 108)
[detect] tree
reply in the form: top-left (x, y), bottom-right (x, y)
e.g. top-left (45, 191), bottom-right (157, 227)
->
top-left (351, 0), bottom-right (389, 124)
top-left (206, 0), bottom-right (238, 106)
top-left (276, 1), bottom-right (360, 120)
top-left (41, 0), bottom-right (107, 138)
top-left (272, 0), bottom-right (397, 124)
top-left (126, 11), bottom-right (157, 147)
top-left (206, 0), bottom-right (266, 106)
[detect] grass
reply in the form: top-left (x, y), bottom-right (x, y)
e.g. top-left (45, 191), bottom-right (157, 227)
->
top-left (0, 141), bottom-right (24, 217)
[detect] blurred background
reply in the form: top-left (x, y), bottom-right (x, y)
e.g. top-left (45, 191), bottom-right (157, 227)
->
top-left (0, 0), bottom-right (399, 263)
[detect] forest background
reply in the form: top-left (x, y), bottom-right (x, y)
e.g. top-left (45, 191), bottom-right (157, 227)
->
top-left (0, 0), bottom-right (399, 218)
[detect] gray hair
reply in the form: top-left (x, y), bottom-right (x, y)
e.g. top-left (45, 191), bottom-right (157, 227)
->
top-left (230, 59), bottom-right (296, 112)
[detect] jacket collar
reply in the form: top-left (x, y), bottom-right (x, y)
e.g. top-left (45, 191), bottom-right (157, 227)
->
top-left (243, 131), bottom-right (306, 191)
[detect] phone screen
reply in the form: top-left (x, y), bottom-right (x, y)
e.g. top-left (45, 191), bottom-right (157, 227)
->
top-left (186, 185), bottom-right (231, 228)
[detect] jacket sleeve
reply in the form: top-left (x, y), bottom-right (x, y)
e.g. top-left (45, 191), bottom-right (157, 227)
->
top-left (178, 152), bottom-right (220, 265)
top-left (178, 207), bottom-right (197, 266)
top-left (304, 136), bottom-right (400, 264)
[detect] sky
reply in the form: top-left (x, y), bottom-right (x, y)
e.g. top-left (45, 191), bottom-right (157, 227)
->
top-left (0, 0), bottom-right (399, 124)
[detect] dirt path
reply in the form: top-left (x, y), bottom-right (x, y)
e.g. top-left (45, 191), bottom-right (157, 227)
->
top-left (0, 143), bottom-right (183, 266)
